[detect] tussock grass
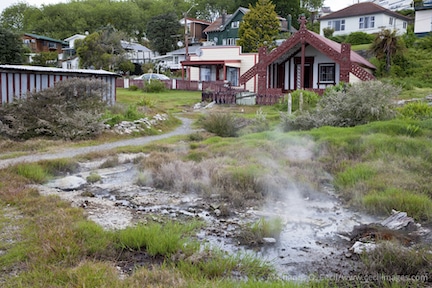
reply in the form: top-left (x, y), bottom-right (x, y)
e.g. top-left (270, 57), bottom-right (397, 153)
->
top-left (98, 155), bottom-right (120, 168)
top-left (116, 220), bottom-right (201, 257)
top-left (363, 188), bottom-right (432, 221)
top-left (361, 241), bottom-right (432, 279)
top-left (86, 172), bottom-right (102, 183)
top-left (175, 248), bottom-right (275, 281)
top-left (37, 158), bottom-right (80, 176)
top-left (8, 163), bottom-right (48, 184)
top-left (238, 217), bottom-right (284, 246)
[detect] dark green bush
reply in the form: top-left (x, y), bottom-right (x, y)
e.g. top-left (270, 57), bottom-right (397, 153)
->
top-left (345, 31), bottom-right (374, 45)
top-left (142, 80), bottom-right (167, 93)
top-left (128, 85), bottom-right (139, 91)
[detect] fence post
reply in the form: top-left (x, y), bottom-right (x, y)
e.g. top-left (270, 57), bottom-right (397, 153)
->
top-left (288, 93), bottom-right (292, 115)
top-left (299, 91), bottom-right (303, 112)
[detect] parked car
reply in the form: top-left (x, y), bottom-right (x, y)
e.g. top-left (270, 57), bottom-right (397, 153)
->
top-left (133, 73), bottom-right (170, 81)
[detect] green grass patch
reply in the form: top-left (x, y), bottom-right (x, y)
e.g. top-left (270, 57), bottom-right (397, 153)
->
top-left (9, 163), bottom-right (48, 184)
top-left (363, 188), bottom-right (432, 221)
top-left (116, 220), bottom-right (202, 256)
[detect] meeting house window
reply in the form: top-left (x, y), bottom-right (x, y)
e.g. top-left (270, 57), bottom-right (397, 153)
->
top-left (318, 63), bottom-right (335, 84)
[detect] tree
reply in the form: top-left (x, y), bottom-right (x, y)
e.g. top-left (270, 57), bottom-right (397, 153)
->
top-left (75, 25), bottom-right (133, 72)
top-left (370, 29), bottom-right (405, 74)
top-left (0, 3), bottom-right (33, 32)
top-left (146, 13), bottom-right (181, 55)
top-left (0, 27), bottom-right (25, 64)
top-left (237, 0), bottom-right (280, 53)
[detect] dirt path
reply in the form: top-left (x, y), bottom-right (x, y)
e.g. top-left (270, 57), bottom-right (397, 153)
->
top-left (0, 117), bottom-right (194, 169)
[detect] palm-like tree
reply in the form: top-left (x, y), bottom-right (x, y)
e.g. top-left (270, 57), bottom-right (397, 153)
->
top-left (370, 29), bottom-right (404, 74)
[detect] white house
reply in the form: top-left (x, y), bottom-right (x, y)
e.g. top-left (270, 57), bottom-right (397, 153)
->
top-left (152, 45), bottom-right (203, 72)
top-left (60, 34), bottom-right (86, 69)
top-left (318, 2), bottom-right (411, 37)
top-left (60, 34), bottom-right (156, 71)
top-left (121, 41), bottom-right (155, 65)
top-left (414, 1), bottom-right (432, 37)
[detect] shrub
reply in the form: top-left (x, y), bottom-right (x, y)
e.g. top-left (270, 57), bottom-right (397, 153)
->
top-left (142, 80), bottom-right (166, 93)
top-left (128, 85), bottom-right (139, 91)
top-left (0, 78), bottom-right (108, 140)
top-left (282, 81), bottom-right (400, 131)
top-left (201, 112), bottom-right (244, 137)
top-left (345, 31), bottom-right (374, 45)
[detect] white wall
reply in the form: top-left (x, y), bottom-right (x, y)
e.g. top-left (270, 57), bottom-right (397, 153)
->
top-left (414, 10), bottom-right (432, 34)
top-left (320, 14), bottom-right (407, 36)
top-left (188, 46), bottom-right (258, 92)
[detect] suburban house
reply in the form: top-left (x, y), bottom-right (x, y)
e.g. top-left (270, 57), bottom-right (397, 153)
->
top-left (181, 16), bottom-right (376, 104)
top-left (238, 16), bottom-right (376, 100)
top-left (22, 33), bottom-right (68, 64)
top-left (152, 45), bottom-right (202, 72)
top-left (414, 0), bottom-right (432, 37)
top-left (60, 34), bottom-right (86, 69)
top-left (0, 65), bottom-right (119, 105)
top-left (181, 45), bottom-right (258, 92)
top-left (180, 17), bottom-right (212, 46)
top-left (203, 7), bottom-right (290, 46)
top-left (60, 34), bottom-right (156, 73)
top-left (318, 2), bottom-right (412, 37)
top-left (22, 33), bottom-right (67, 54)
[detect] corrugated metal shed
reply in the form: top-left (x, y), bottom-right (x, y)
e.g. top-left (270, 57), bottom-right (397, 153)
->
top-left (0, 65), bottom-right (120, 105)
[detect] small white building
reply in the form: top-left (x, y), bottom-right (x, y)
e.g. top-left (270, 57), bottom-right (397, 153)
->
top-left (318, 2), bottom-right (411, 37)
top-left (414, 2), bottom-right (432, 37)
top-left (0, 65), bottom-right (119, 105)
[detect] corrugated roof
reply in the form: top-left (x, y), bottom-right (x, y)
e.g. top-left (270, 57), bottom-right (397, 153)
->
top-left (24, 33), bottom-right (68, 45)
top-left (318, 2), bottom-right (411, 21)
top-left (0, 65), bottom-right (120, 76)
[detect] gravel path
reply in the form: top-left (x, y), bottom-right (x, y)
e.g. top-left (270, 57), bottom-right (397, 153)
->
top-left (0, 117), bottom-right (194, 169)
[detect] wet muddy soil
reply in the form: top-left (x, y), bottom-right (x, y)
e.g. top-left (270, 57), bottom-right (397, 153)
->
top-left (35, 154), bottom-right (384, 281)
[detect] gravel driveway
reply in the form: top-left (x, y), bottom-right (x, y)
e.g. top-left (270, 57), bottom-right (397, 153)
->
top-left (0, 117), bottom-right (194, 169)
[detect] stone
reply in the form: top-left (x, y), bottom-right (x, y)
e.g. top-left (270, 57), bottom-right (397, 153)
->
top-left (47, 175), bottom-right (87, 191)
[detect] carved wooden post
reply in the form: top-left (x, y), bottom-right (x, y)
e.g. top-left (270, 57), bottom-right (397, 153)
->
top-left (340, 43), bottom-right (351, 84)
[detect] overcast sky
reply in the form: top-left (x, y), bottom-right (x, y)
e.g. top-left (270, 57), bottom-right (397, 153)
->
top-left (1, 0), bottom-right (363, 15)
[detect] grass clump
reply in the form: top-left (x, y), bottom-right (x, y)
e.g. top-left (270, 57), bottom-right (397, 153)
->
top-left (361, 242), bottom-right (432, 282)
top-left (238, 217), bottom-right (284, 246)
top-left (116, 220), bottom-right (201, 257)
top-left (86, 172), bottom-right (102, 184)
top-left (9, 163), bottom-right (49, 184)
top-left (363, 188), bottom-right (432, 221)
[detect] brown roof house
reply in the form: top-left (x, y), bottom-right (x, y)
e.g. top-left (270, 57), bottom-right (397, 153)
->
top-left (318, 2), bottom-right (412, 37)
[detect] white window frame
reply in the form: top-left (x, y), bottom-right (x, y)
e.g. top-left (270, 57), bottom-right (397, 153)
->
top-left (231, 21), bottom-right (239, 28)
top-left (328, 19), bottom-right (345, 31)
top-left (318, 63), bottom-right (336, 84)
top-left (359, 16), bottom-right (375, 29)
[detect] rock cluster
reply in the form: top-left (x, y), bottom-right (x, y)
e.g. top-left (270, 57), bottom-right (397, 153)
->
top-left (105, 114), bottom-right (168, 134)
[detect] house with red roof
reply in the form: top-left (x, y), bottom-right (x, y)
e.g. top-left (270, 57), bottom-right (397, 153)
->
top-left (318, 2), bottom-right (411, 37)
